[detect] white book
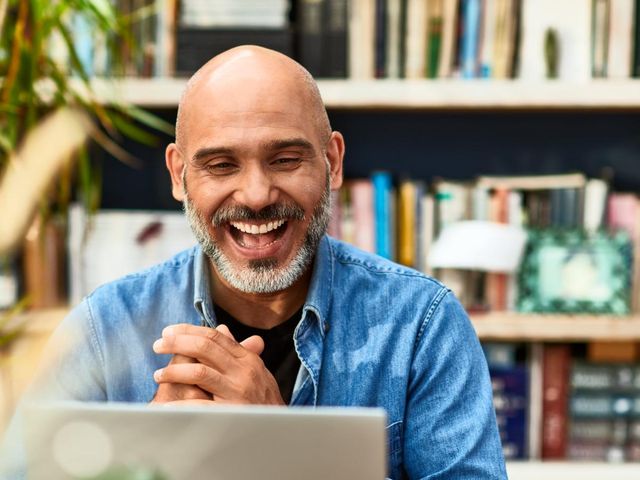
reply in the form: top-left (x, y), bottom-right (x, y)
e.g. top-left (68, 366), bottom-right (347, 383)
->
top-left (527, 343), bottom-right (544, 460)
top-left (479, 0), bottom-right (498, 77)
top-left (349, 0), bottom-right (376, 79)
top-left (518, 0), bottom-right (592, 81)
top-left (583, 178), bottom-right (608, 233)
top-left (607, 0), bottom-right (635, 78)
top-left (438, 0), bottom-right (459, 78)
top-left (405, 0), bottom-right (429, 78)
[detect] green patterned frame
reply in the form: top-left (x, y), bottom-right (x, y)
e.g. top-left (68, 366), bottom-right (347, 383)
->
top-left (518, 230), bottom-right (632, 314)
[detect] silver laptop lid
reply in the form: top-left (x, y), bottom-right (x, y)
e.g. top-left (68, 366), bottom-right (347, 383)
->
top-left (26, 402), bottom-right (387, 480)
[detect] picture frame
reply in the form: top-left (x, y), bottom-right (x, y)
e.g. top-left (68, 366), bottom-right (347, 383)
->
top-left (518, 230), bottom-right (632, 314)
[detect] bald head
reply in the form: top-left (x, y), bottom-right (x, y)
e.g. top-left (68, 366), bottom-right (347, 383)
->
top-left (175, 46), bottom-right (331, 150)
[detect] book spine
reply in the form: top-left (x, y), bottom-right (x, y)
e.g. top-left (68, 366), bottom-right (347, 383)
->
top-left (541, 344), bottom-right (571, 459)
top-left (298, 0), bottom-right (325, 77)
top-left (634, 0), bottom-right (640, 76)
top-left (323, 0), bottom-right (349, 77)
top-left (372, 171), bottom-right (393, 259)
top-left (460, 0), bottom-right (482, 78)
top-left (426, 0), bottom-right (443, 78)
top-left (375, 0), bottom-right (389, 77)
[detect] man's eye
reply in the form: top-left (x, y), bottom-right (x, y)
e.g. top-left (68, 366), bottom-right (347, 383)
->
top-left (273, 158), bottom-right (300, 167)
top-left (206, 162), bottom-right (235, 173)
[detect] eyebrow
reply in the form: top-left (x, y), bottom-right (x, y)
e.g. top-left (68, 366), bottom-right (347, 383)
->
top-left (191, 137), bottom-right (316, 165)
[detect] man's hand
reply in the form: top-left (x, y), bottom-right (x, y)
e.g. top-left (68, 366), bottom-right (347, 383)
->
top-left (152, 324), bottom-right (285, 406)
top-left (150, 352), bottom-right (212, 403)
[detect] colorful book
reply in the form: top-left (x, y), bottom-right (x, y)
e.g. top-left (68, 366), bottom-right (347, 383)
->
top-left (372, 171), bottom-right (394, 259)
top-left (459, 0), bottom-right (481, 78)
top-left (350, 179), bottom-right (376, 253)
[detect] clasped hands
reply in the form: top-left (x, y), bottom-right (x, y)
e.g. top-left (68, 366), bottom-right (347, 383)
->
top-left (150, 323), bottom-right (285, 406)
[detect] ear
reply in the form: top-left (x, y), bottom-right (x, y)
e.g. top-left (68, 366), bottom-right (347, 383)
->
top-left (325, 131), bottom-right (344, 191)
top-left (166, 143), bottom-right (186, 202)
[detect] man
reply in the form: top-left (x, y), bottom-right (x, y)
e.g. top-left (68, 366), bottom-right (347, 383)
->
top-left (1, 46), bottom-right (506, 479)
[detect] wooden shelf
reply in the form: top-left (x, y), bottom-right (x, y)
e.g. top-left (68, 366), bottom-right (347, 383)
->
top-left (87, 78), bottom-right (640, 110)
top-left (7, 307), bottom-right (640, 342)
top-left (506, 461), bottom-right (640, 479)
top-left (470, 312), bottom-right (640, 342)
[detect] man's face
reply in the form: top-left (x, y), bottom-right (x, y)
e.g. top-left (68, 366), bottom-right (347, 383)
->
top-left (175, 77), bottom-right (336, 294)
top-left (183, 167), bottom-right (330, 294)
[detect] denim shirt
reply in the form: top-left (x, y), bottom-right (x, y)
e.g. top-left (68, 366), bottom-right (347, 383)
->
top-left (1, 236), bottom-right (507, 479)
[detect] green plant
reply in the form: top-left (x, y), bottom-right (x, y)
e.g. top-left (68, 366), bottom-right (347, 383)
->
top-left (0, 0), bottom-right (174, 343)
top-left (0, 0), bottom-right (173, 214)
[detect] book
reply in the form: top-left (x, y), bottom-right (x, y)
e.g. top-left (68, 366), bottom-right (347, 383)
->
top-left (438, 0), bottom-right (460, 77)
top-left (398, 179), bottom-right (417, 266)
top-left (323, 0), bottom-right (349, 77)
top-left (634, 0), bottom-right (640, 76)
top-left (372, 171), bottom-right (394, 259)
top-left (591, 0), bottom-right (610, 78)
top-left (298, 0), bottom-right (325, 77)
top-left (541, 344), bottom-right (571, 459)
top-left (607, 0), bottom-right (635, 78)
top-left (385, 0), bottom-right (404, 78)
top-left (348, 0), bottom-right (376, 78)
top-left (154, 0), bottom-right (178, 77)
top-left (375, 0), bottom-right (389, 77)
top-left (459, 0), bottom-right (481, 78)
top-left (492, 0), bottom-right (517, 79)
top-left (479, 0), bottom-right (498, 77)
top-left (404, 0), bottom-right (429, 78)
top-left (426, 0), bottom-right (444, 78)
top-left (491, 365), bottom-right (529, 459)
top-left (349, 179), bottom-right (376, 253)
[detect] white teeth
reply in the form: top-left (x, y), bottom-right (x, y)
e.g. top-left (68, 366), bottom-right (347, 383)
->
top-left (230, 219), bottom-right (286, 235)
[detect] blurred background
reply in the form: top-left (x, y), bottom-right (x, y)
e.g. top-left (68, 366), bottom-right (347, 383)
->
top-left (1, 1), bottom-right (640, 478)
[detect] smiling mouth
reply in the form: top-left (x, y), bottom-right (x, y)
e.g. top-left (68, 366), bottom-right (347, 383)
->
top-left (228, 219), bottom-right (289, 249)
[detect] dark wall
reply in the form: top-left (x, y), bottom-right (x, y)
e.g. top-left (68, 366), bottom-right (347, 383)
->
top-left (99, 109), bottom-right (640, 210)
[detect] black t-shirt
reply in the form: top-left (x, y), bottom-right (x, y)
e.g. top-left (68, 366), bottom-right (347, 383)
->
top-left (213, 304), bottom-right (302, 404)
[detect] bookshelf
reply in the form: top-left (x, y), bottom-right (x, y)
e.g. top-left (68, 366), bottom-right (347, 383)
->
top-left (89, 78), bottom-right (640, 110)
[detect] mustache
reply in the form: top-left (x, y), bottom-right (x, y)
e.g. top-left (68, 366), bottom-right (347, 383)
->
top-left (211, 203), bottom-right (306, 227)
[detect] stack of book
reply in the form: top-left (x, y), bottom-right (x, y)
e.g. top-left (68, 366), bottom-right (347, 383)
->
top-left (568, 362), bottom-right (640, 461)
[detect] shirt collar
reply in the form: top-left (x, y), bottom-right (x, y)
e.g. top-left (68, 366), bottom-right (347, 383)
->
top-left (191, 235), bottom-right (335, 334)
top-left (193, 246), bottom-right (216, 327)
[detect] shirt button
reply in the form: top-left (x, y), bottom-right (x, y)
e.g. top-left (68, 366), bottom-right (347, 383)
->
top-left (323, 322), bottom-right (330, 334)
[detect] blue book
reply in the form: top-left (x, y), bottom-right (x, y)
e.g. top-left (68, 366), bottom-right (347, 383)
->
top-left (490, 366), bottom-right (529, 459)
top-left (460, 0), bottom-right (481, 79)
top-left (372, 171), bottom-right (393, 259)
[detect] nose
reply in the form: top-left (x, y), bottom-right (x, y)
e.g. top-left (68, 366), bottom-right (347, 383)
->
top-left (234, 165), bottom-right (279, 211)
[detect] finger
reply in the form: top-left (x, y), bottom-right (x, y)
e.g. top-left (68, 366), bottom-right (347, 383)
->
top-left (151, 384), bottom-right (211, 403)
top-left (154, 363), bottom-right (233, 397)
top-left (240, 335), bottom-right (264, 356)
top-left (162, 399), bottom-right (217, 407)
top-left (154, 334), bottom-right (235, 371)
top-left (216, 324), bottom-right (235, 340)
top-left (163, 324), bottom-right (246, 358)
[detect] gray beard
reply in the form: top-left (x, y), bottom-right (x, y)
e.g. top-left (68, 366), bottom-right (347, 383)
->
top-left (183, 173), bottom-right (331, 294)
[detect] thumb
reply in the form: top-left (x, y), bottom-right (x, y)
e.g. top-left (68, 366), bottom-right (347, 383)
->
top-left (241, 335), bottom-right (265, 355)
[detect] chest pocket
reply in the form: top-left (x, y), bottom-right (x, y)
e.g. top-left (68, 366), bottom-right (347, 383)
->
top-left (386, 420), bottom-right (404, 479)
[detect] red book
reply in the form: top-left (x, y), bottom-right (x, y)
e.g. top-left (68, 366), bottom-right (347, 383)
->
top-left (541, 344), bottom-right (572, 459)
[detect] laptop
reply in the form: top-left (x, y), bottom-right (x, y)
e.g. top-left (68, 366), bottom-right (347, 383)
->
top-left (25, 402), bottom-right (387, 480)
